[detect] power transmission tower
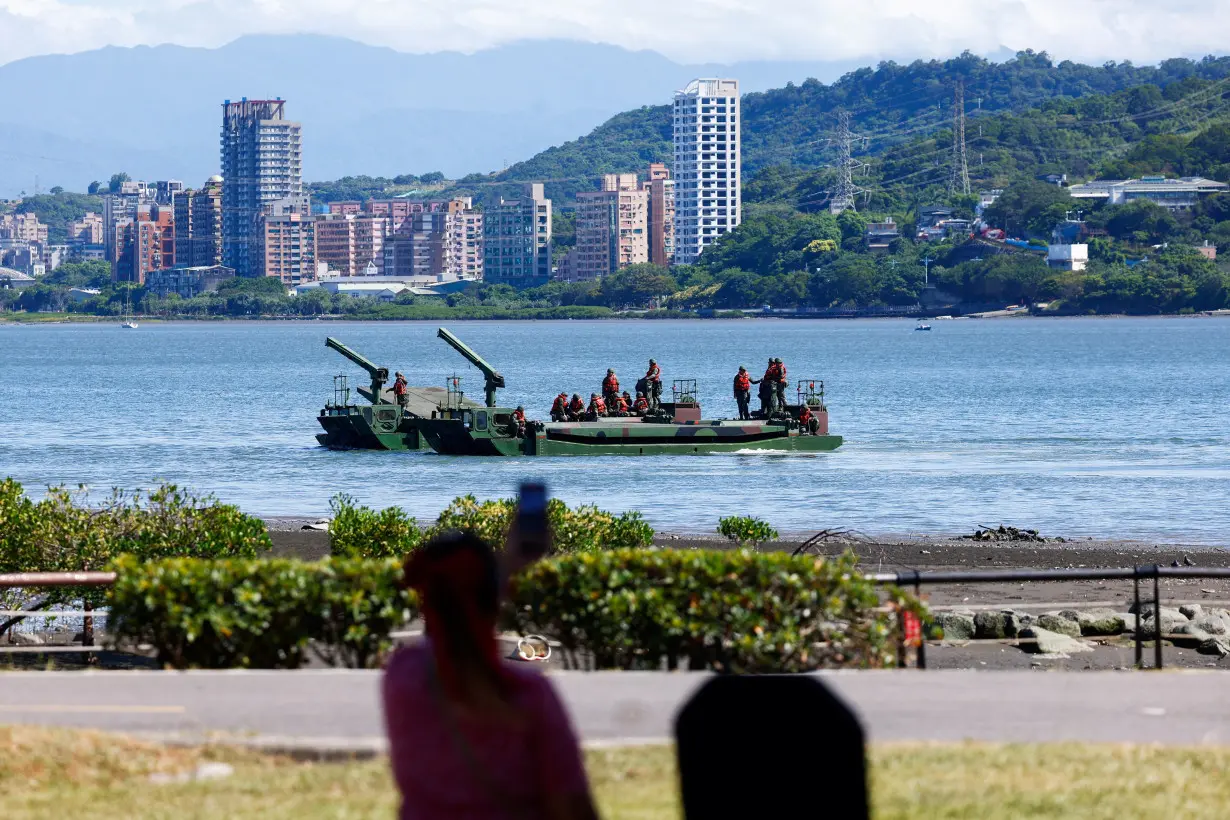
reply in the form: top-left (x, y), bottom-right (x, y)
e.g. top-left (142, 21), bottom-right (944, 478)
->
top-left (829, 110), bottom-right (866, 215)
top-left (948, 81), bottom-right (971, 197)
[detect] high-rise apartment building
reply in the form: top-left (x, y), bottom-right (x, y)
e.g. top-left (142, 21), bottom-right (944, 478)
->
top-left (569, 174), bottom-right (648, 282)
top-left (113, 203), bottom-right (174, 284)
top-left (0, 213), bottom-right (49, 243)
top-left (220, 99), bottom-right (302, 277)
top-left (672, 78), bottom-right (741, 265)
top-left (69, 213), bottom-right (104, 245)
top-left (260, 196), bottom-right (316, 286)
top-left (384, 198), bottom-right (483, 280)
top-left (103, 181), bottom-right (154, 264)
top-left (483, 183), bottom-right (552, 287)
top-left (173, 176), bottom-right (224, 268)
top-left (643, 163), bottom-right (675, 267)
top-left (316, 213), bottom-right (387, 276)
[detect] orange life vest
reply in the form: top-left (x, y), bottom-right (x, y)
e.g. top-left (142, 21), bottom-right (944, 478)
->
top-left (633, 397), bottom-right (649, 413)
top-left (590, 397), bottom-right (607, 414)
top-left (551, 395), bottom-right (567, 414)
top-left (734, 373), bottom-right (751, 391)
top-left (568, 397), bottom-right (585, 414)
top-left (646, 364), bottom-right (661, 382)
top-left (603, 375), bottom-right (619, 394)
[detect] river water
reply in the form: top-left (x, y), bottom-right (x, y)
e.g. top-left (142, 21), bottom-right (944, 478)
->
top-left (2, 317), bottom-right (1228, 542)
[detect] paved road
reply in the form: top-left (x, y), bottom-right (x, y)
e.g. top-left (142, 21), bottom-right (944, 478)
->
top-left (1, 670), bottom-right (1228, 752)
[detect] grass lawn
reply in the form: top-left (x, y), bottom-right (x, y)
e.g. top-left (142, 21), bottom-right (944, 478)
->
top-left (4, 727), bottom-right (1230, 819)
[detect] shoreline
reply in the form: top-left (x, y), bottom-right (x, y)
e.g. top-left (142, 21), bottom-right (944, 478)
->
top-left (5, 311), bottom-right (1230, 325)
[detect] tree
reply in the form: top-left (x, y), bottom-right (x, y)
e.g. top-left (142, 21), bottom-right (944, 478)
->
top-left (1093, 200), bottom-right (1180, 245)
top-left (982, 181), bottom-right (1073, 238)
top-left (108, 172), bottom-right (131, 193)
top-left (598, 264), bottom-right (677, 309)
top-left (87, 181), bottom-right (101, 195)
top-left (419, 171), bottom-right (446, 184)
top-left (49, 186), bottom-right (64, 196)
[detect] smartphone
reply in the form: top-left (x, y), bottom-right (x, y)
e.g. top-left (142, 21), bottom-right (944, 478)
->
top-left (516, 481), bottom-right (549, 560)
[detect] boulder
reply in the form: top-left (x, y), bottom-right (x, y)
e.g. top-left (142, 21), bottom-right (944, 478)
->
top-left (1037, 614), bottom-right (1082, 638)
top-left (1075, 610), bottom-right (1128, 637)
top-left (1136, 607), bottom-right (1189, 640)
top-left (1018, 626), bottom-right (1092, 655)
top-left (1197, 638), bottom-right (1230, 658)
top-left (1179, 604), bottom-right (1203, 619)
top-left (1170, 622), bottom-right (1212, 648)
top-left (974, 610), bottom-right (1021, 640)
top-left (9, 631), bottom-right (44, 646)
top-left (1056, 610), bottom-right (1082, 623)
top-left (938, 613), bottom-right (976, 641)
top-left (1193, 611), bottom-right (1230, 636)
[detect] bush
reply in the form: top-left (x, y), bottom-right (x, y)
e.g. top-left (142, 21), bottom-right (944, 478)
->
top-left (107, 555), bottom-right (414, 669)
top-left (0, 479), bottom-right (271, 625)
top-left (328, 494), bottom-right (422, 559)
top-left (428, 495), bottom-right (653, 553)
top-left (717, 515), bottom-right (779, 548)
top-left (506, 549), bottom-right (912, 672)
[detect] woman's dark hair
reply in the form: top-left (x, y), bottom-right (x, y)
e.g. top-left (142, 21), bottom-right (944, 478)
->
top-left (407, 529), bottom-right (499, 615)
top-left (405, 530), bottom-right (509, 700)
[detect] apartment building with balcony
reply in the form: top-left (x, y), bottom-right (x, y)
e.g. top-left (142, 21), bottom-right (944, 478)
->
top-left (261, 196), bottom-right (316, 286)
top-left (220, 98), bottom-right (302, 277)
top-left (315, 213), bottom-right (387, 277)
top-left (0, 213), bottom-right (49, 243)
top-left (384, 198), bottom-right (483, 281)
top-left (173, 176), bottom-right (224, 268)
top-left (483, 183), bottom-right (552, 287)
top-left (643, 163), bottom-right (675, 267)
top-left (69, 212), bottom-right (104, 245)
top-left (113, 203), bottom-right (174, 284)
top-left (567, 174), bottom-right (648, 282)
top-left (672, 78), bottom-right (741, 265)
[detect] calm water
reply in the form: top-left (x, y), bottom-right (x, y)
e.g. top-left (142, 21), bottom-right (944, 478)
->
top-left (2, 317), bottom-right (1229, 542)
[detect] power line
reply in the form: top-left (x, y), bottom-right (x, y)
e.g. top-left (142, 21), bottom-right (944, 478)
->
top-left (829, 110), bottom-right (867, 214)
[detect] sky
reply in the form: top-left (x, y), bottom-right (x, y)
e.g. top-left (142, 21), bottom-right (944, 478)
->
top-left (1, 0), bottom-right (1227, 67)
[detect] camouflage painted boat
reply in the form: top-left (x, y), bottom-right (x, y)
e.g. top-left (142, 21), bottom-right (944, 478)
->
top-left (316, 337), bottom-right (479, 451)
top-left (416, 328), bottom-right (842, 456)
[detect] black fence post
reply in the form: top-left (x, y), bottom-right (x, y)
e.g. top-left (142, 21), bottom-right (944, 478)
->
top-left (1133, 567), bottom-right (1143, 669)
top-left (1153, 566), bottom-right (1163, 671)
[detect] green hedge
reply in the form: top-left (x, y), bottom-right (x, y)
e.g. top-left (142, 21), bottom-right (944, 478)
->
top-left (328, 494), bottom-right (653, 559)
top-left (109, 550), bottom-right (916, 671)
top-left (107, 555), bottom-right (412, 669)
top-left (506, 549), bottom-right (905, 672)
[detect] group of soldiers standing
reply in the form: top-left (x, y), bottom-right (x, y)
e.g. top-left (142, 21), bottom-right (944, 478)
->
top-left (549, 359), bottom-right (664, 422)
top-left (732, 357), bottom-right (789, 421)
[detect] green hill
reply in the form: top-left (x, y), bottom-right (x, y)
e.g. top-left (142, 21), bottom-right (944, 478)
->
top-left (436, 51), bottom-right (1230, 206)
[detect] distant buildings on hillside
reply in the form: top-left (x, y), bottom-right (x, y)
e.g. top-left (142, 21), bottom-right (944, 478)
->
top-left (672, 78), bottom-right (741, 266)
top-left (1067, 176), bottom-right (1228, 211)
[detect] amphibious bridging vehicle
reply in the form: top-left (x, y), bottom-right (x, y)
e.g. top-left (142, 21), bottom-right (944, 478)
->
top-left (415, 328), bottom-right (843, 456)
top-left (315, 337), bottom-right (479, 450)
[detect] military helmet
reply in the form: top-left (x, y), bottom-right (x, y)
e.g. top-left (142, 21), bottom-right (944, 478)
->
top-left (649, 358), bottom-right (656, 364)
top-left (608, 368), bottom-right (615, 374)
top-left (572, 393), bottom-right (581, 399)
top-left (739, 365), bottom-right (747, 371)
top-left (774, 357), bottom-right (783, 364)
top-left (395, 371), bottom-right (403, 378)
top-left (591, 393), bottom-right (598, 398)
top-left (516, 405), bottom-right (524, 411)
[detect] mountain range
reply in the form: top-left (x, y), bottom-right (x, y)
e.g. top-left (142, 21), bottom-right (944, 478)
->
top-left (0, 35), bottom-right (871, 197)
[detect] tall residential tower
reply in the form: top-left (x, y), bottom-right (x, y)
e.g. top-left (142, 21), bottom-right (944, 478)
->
top-left (672, 79), bottom-right (740, 265)
top-left (220, 99), bottom-right (302, 277)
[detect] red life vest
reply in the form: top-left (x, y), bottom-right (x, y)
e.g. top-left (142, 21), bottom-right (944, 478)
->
top-left (512, 409), bottom-right (526, 424)
top-left (778, 363), bottom-right (788, 382)
top-left (799, 406), bottom-right (813, 424)
top-left (393, 378), bottom-right (407, 396)
top-left (734, 373), bottom-right (751, 391)
top-left (616, 397), bottom-right (630, 413)
top-left (633, 397), bottom-right (649, 413)
top-left (646, 364), bottom-right (661, 382)
top-left (590, 397), bottom-right (607, 414)
top-left (603, 375), bottom-right (619, 394)
top-left (551, 395), bottom-right (567, 414)
top-left (568, 397), bottom-right (585, 414)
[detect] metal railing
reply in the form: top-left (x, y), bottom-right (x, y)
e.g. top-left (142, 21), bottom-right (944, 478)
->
top-left (868, 565), bottom-right (1230, 670)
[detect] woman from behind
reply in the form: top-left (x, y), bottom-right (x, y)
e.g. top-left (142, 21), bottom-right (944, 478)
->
top-left (383, 530), bottom-right (598, 820)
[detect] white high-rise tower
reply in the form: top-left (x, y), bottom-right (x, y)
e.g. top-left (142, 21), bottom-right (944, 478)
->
top-left (672, 78), bottom-right (741, 266)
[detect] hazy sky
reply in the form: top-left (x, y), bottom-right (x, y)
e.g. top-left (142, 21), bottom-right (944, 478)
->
top-left (1, 0), bottom-right (1226, 66)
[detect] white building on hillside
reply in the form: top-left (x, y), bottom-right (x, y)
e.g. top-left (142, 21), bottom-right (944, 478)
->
top-left (672, 78), bottom-right (741, 265)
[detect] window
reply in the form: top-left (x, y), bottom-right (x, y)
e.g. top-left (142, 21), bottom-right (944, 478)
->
top-left (476, 411), bottom-right (488, 430)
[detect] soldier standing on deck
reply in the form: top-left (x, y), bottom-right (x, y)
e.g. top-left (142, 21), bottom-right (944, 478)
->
top-left (644, 359), bottom-right (662, 413)
top-left (393, 372), bottom-right (408, 408)
top-left (733, 366), bottom-right (753, 420)
top-left (774, 358), bottom-right (789, 415)
top-left (602, 369), bottom-right (620, 408)
top-left (759, 357), bottom-right (778, 415)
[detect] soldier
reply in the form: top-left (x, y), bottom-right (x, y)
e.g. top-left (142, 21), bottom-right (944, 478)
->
top-left (774, 358), bottom-right (789, 415)
top-left (587, 393), bottom-right (606, 420)
top-left (798, 403), bottom-right (815, 435)
top-left (602, 369), bottom-right (620, 408)
top-left (733, 366), bottom-right (753, 420)
top-left (511, 405), bottom-right (527, 437)
top-left (644, 359), bottom-right (662, 413)
top-left (567, 393), bottom-right (586, 421)
top-left (550, 392), bottom-right (568, 422)
top-left (632, 391), bottom-right (650, 416)
top-left (621, 391), bottom-right (634, 416)
top-left (393, 372), bottom-right (408, 408)
top-left (759, 357), bottom-right (778, 415)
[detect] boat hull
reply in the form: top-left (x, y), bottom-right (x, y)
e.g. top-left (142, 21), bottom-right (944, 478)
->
top-left (316, 406), bottom-right (427, 451)
top-left (418, 417), bottom-right (842, 456)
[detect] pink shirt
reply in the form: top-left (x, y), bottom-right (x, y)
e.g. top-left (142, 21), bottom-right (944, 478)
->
top-left (382, 643), bottom-right (590, 820)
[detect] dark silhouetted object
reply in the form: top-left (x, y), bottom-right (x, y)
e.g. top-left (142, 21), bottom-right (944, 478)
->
top-left (675, 675), bottom-right (868, 819)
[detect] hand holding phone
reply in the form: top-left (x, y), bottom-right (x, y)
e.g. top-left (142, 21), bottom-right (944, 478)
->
top-left (515, 481), bottom-right (549, 561)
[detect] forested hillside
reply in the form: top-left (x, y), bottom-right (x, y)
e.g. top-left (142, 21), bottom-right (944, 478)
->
top-left (433, 51), bottom-right (1230, 207)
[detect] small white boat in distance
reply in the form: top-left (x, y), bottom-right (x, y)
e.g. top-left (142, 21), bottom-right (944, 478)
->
top-left (121, 320), bottom-right (139, 329)
top-left (120, 289), bottom-right (138, 329)
top-left (915, 322), bottom-right (932, 331)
